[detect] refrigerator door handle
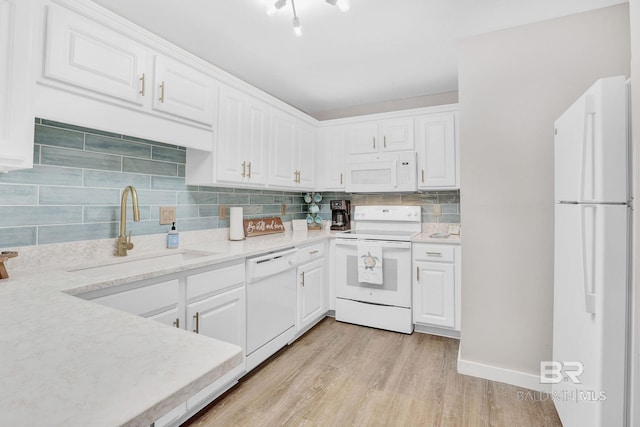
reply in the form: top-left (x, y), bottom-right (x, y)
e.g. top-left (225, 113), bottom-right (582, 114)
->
top-left (580, 204), bottom-right (597, 314)
top-left (580, 95), bottom-right (596, 202)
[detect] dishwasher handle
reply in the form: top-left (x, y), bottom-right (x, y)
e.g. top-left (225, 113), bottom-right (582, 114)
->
top-left (245, 248), bottom-right (298, 282)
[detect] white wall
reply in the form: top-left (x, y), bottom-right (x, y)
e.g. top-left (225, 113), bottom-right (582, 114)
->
top-left (457, 4), bottom-right (630, 389)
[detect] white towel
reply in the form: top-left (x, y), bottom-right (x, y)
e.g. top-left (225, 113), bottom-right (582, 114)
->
top-left (357, 241), bottom-right (383, 285)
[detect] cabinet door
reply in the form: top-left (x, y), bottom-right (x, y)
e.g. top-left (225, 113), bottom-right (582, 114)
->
top-left (379, 118), bottom-right (414, 151)
top-left (319, 126), bottom-right (346, 190)
top-left (346, 122), bottom-right (377, 155)
top-left (187, 286), bottom-right (246, 351)
top-left (44, 4), bottom-right (147, 105)
top-left (297, 259), bottom-right (325, 332)
top-left (416, 113), bottom-right (457, 188)
top-left (245, 97), bottom-right (270, 185)
top-left (269, 109), bottom-right (297, 188)
top-left (216, 85), bottom-right (246, 183)
top-left (89, 278), bottom-right (179, 317)
top-left (146, 306), bottom-right (182, 329)
top-left (414, 261), bottom-right (455, 328)
top-left (0, 0), bottom-right (35, 172)
top-left (296, 122), bottom-right (316, 189)
top-left (153, 55), bottom-right (217, 126)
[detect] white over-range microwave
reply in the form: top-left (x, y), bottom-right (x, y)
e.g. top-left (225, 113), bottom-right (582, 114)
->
top-left (345, 151), bottom-right (417, 193)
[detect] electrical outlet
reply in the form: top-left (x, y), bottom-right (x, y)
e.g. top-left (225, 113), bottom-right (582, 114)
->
top-left (281, 203), bottom-right (287, 215)
top-left (159, 206), bottom-right (176, 225)
top-left (219, 205), bottom-right (227, 220)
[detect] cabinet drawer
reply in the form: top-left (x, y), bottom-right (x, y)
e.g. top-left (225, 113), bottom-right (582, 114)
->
top-left (413, 244), bottom-right (455, 262)
top-left (89, 278), bottom-right (178, 316)
top-left (296, 242), bottom-right (325, 265)
top-left (186, 262), bottom-right (245, 301)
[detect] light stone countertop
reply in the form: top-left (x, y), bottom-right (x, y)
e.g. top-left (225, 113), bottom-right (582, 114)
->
top-left (0, 229), bottom-right (332, 427)
top-left (0, 225), bottom-right (459, 426)
top-left (413, 223), bottom-right (462, 244)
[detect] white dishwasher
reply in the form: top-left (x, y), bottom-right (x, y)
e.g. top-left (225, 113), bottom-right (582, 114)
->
top-left (245, 247), bottom-right (298, 371)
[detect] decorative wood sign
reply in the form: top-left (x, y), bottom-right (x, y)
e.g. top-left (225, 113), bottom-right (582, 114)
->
top-left (243, 217), bottom-right (285, 237)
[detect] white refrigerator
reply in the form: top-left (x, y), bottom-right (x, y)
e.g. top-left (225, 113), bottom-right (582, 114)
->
top-left (553, 75), bottom-right (631, 426)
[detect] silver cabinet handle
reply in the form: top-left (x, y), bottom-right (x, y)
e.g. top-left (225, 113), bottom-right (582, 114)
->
top-left (340, 173), bottom-right (343, 185)
top-left (309, 250), bottom-right (319, 255)
top-left (173, 318), bottom-right (179, 328)
top-left (421, 169), bottom-right (425, 183)
top-left (301, 271), bottom-right (305, 287)
top-left (373, 137), bottom-right (376, 149)
top-left (426, 252), bottom-right (443, 257)
top-left (384, 135), bottom-right (387, 148)
top-left (192, 312), bottom-right (199, 333)
top-left (139, 73), bottom-right (145, 96)
top-left (159, 81), bottom-right (165, 103)
top-left (416, 266), bottom-right (420, 281)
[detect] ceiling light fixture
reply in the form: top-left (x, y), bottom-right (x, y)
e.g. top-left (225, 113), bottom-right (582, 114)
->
top-left (266, 0), bottom-right (350, 36)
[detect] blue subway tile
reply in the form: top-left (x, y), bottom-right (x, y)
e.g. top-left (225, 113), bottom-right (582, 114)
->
top-left (83, 206), bottom-right (151, 223)
top-left (85, 134), bottom-right (151, 159)
top-left (178, 191), bottom-right (218, 205)
top-left (250, 194), bottom-right (274, 204)
top-left (0, 184), bottom-right (38, 205)
top-left (0, 226), bottom-right (37, 248)
top-left (33, 145), bottom-right (40, 164)
top-left (218, 193), bottom-right (249, 205)
top-left (151, 176), bottom-right (197, 191)
top-left (147, 205), bottom-right (199, 220)
top-left (83, 170), bottom-right (150, 189)
top-left (41, 120), bottom-right (122, 138)
top-left (38, 223), bottom-right (117, 244)
top-left (39, 187), bottom-right (119, 205)
top-left (41, 146), bottom-right (122, 171)
top-left (134, 189), bottom-right (177, 205)
top-left (123, 158), bottom-right (177, 176)
top-left (35, 125), bottom-right (84, 149)
top-left (0, 165), bottom-right (82, 186)
top-left (178, 217), bottom-right (218, 232)
top-left (198, 205), bottom-right (220, 218)
top-left (0, 206), bottom-right (82, 226)
top-left (152, 146), bottom-right (186, 163)
top-left (178, 164), bottom-right (185, 177)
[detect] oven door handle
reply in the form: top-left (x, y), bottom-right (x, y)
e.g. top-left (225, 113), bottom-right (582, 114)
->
top-left (334, 238), bottom-right (411, 249)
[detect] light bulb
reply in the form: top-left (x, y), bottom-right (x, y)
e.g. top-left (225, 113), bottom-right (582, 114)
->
top-left (292, 16), bottom-right (303, 37)
top-left (336, 0), bottom-right (350, 12)
top-left (266, 0), bottom-right (287, 16)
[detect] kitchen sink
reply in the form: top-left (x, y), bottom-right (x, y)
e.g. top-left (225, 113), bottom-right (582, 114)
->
top-left (69, 251), bottom-right (219, 278)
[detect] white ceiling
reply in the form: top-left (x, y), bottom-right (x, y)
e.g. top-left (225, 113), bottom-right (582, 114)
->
top-left (91, 0), bottom-right (627, 117)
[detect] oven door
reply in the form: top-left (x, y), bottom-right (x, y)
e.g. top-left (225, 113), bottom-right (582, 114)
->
top-left (334, 238), bottom-right (412, 307)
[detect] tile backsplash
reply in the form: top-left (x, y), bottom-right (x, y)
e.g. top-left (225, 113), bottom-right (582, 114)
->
top-left (0, 120), bottom-right (460, 249)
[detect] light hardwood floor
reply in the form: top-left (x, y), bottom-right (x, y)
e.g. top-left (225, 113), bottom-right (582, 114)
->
top-left (185, 318), bottom-right (562, 427)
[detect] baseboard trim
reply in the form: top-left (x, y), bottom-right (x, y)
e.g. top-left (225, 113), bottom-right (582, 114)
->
top-left (457, 353), bottom-right (551, 393)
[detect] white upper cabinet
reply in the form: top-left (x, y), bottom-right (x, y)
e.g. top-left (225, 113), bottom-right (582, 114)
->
top-left (317, 126), bottom-right (346, 190)
top-left (152, 55), bottom-right (217, 126)
top-left (215, 84), bottom-right (269, 186)
top-left (345, 122), bottom-right (377, 155)
top-left (346, 118), bottom-right (414, 155)
top-left (36, 1), bottom-right (217, 151)
top-left (0, 0), bottom-right (36, 172)
top-left (269, 109), bottom-right (315, 190)
top-left (415, 112), bottom-right (458, 189)
top-left (44, 3), bottom-right (147, 106)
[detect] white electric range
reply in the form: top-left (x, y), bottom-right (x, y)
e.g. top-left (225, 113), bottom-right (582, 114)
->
top-left (334, 205), bottom-right (421, 334)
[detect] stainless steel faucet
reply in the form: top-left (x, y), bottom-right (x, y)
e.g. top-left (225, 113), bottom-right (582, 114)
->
top-left (117, 185), bottom-right (141, 256)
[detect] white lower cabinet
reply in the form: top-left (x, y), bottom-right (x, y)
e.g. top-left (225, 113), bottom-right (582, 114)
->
top-left (412, 243), bottom-right (461, 336)
top-left (295, 242), bottom-right (328, 334)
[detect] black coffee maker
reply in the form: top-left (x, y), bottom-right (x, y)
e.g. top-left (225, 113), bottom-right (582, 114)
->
top-left (330, 200), bottom-right (351, 231)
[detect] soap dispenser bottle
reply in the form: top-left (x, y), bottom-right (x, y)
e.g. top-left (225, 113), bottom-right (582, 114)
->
top-left (167, 222), bottom-right (179, 249)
